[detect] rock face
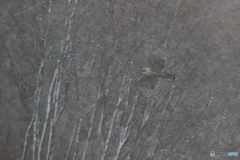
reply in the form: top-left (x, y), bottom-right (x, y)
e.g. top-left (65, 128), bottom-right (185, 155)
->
top-left (1, 1), bottom-right (240, 159)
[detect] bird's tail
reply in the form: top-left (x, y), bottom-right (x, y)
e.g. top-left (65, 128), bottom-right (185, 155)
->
top-left (160, 72), bottom-right (175, 81)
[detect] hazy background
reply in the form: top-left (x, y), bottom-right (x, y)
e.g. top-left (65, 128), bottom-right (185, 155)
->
top-left (1, 0), bottom-right (240, 159)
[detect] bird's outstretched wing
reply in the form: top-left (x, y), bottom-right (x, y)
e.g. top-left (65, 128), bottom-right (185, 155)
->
top-left (147, 48), bottom-right (167, 73)
top-left (137, 75), bottom-right (161, 98)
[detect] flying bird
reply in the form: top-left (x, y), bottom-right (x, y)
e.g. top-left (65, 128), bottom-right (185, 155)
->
top-left (137, 48), bottom-right (175, 98)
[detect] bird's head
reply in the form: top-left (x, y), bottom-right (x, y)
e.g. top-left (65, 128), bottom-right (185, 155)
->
top-left (141, 67), bottom-right (152, 75)
top-left (140, 67), bottom-right (146, 72)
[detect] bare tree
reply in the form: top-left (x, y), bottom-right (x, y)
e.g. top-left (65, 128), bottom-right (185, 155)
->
top-left (1, 0), bottom-right (240, 160)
